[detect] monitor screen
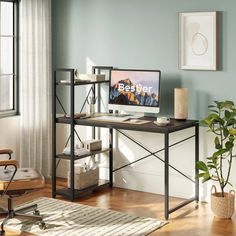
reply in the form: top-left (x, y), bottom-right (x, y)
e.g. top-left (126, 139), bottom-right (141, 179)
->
top-left (109, 69), bottom-right (161, 113)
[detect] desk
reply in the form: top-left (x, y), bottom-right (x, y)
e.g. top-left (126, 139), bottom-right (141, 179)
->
top-left (56, 114), bottom-right (199, 220)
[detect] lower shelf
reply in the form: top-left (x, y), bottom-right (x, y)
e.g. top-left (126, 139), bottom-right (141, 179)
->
top-left (56, 148), bottom-right (110, 160)
top-left (56, 179), bottom-right (110, 199)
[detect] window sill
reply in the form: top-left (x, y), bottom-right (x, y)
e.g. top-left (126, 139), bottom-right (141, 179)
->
top-left (0, 111), bottom-right (19, 119)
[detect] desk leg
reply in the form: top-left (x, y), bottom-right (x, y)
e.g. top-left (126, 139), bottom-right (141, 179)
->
top-left (164, 133), bottom-right (169, 220)
top-left (52, 71), bottom-right (57, 198)
top-left (92, 84), bottom-right (96, 139)
top-left (52, 123), bottom-right (56, 198)
top-left (195, 124), bottom-right (199, 202)
top-left (109, 128), bottom-right (113, 187)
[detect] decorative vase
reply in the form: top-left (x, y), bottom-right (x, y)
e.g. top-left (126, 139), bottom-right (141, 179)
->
top-left (211, 185), bottom-right (235, 219)
top-left (174, 88), bottom-right (188, 120)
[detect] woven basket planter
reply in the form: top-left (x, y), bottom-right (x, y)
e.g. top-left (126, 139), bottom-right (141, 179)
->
top-left (211, 185), bottom-right (235, 219)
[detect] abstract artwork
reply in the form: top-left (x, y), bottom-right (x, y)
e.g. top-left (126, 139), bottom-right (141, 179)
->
top-left (179, 12), bottom-right (218, 70)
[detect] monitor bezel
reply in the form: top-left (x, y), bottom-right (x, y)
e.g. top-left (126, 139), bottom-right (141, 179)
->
top-left (108, 68), bottom-right (161, 113)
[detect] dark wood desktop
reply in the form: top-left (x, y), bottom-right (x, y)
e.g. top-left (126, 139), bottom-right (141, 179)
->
top-left (57, 114), bottom-right (197, 133)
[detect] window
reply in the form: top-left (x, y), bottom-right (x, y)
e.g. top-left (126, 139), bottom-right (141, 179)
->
top-left (0, 0), bottom-right (18, 117)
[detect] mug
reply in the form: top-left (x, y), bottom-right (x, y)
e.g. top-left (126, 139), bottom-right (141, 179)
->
top-left (156, 117), bottom-right (170, 124)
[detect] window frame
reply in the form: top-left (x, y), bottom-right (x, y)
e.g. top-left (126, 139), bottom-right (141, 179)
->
top-left (0, 0), bottom-right (19, 118)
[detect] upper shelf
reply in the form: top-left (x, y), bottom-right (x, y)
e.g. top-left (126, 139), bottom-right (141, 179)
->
top-left (56, 80), bottom-right (110, 86)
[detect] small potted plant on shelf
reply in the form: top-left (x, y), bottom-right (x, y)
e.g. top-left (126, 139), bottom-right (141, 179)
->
top-left (197, 100), bottom-right (235, 219)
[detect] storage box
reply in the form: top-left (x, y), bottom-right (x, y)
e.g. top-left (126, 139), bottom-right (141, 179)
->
top-left (81, 139), bottom-right (102, 152)
top-left (67, 168), bottom-right (99, 190)
top-left (79, 74), bottom-right (105, 82)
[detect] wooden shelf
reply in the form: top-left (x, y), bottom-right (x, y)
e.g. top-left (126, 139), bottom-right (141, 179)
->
top-left (56, 80), bottom-right (110, 86)
top-left (56, 148), bottom-right (110, 160)
top-left (56, 180), bottom-right (110, 198)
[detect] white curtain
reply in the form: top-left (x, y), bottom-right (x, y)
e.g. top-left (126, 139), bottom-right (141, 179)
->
top-left (19, 0), bottom-right (52, 177)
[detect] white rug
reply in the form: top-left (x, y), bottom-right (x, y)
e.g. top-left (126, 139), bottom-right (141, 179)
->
top-left (4, 197), bottom-right (167, 236)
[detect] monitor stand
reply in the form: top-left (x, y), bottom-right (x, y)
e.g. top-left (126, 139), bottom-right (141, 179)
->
top-left (111, 110), bottom-right (144, 119)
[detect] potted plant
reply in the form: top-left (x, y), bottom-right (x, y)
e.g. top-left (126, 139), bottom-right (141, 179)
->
top-left (197, 100), bottom-right (235, 219)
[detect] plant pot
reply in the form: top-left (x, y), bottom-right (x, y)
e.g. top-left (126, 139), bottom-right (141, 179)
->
top-left (211, 185), bottom-right (235, 219)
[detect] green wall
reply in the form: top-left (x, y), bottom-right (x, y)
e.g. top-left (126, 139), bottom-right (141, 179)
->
top-left (52, 0), bottom-right (236, 119)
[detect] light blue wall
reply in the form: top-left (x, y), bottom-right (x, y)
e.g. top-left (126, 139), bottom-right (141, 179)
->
top-left (52, 0), bottom-right (236, 119)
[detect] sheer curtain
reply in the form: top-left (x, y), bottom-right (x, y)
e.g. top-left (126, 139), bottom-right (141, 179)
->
top-left (19, 0), bottom-right (52, 177)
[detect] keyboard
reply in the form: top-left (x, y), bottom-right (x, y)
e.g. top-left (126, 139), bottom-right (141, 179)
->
top-left (94, 115), bottom-right (130, 122)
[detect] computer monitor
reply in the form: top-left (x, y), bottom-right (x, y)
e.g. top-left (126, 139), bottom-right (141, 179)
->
top-left (109, 69), bottom-right (161, 114)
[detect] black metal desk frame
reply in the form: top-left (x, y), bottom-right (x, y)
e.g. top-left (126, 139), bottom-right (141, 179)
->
top-left (55, 114), bottom-right (199, 220)
top-left (52, 67), bottom-right (199, 220)
top-left (114, 127), bottom-right (199, 220)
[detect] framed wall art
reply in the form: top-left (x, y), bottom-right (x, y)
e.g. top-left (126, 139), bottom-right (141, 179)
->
top-left (179, 12), bottom-right (219, 70)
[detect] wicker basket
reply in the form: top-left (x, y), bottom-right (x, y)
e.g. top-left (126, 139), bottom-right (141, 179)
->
top-left (211, 185), bottom-right (235, 219)
top-left (67, 168), bottom-right (99, 190)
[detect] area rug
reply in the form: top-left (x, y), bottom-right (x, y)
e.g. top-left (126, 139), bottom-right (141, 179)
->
top-left (4, 197), bottom-right (167, 236)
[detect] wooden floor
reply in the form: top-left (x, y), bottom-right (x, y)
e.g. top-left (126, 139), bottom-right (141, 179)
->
top-left (1, 181), bottom-right (235, 236)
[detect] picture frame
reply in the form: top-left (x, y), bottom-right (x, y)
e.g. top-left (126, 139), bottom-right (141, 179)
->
top-left (179, 12), bottom-right (219, 70)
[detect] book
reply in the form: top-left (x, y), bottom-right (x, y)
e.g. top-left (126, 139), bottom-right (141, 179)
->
top-left (60, 79), bottom-right (91, 84)
top-left (65, 113), bottom-right (87, 119)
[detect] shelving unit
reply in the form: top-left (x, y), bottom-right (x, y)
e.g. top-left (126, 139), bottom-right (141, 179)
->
top-left (52, 66), bottom-right (113, 201)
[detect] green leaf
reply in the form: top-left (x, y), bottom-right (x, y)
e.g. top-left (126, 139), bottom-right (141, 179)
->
top-left (213, 149), bottom-right (228, 158)
top-left (225, 110), bottom-right (231, 120)
top-left (229, 128), bottom-right (236, 135)
top-left (208, 113), bottom-right (220, 120)
top-left (227, 119), bottom-right (236, 127)
top-left (214, 137), bottom-right (221, 149)
top-left (208, 105), bottom-right (216, 108)
top-left (223, 127), bottom-right (229, 138)
top-left (207, 164), bottom-right (216, 169)
top-left (196, 173), bottom-right (205, 179)
top-left (201, 119), bottom-right (209, 126)
top-left (218, 118), bottom-right (225, 126)
top-left (214, 101), bottom-right (223, 109)
top-left (210, 110), bottom-right (219, 114)
top-left (207, 160), bottom-right (213, 164)
top-left (196, 161), bottom-right (208, 171)
top-left (202, 172), bottom-right (211, 183)
top-left (229, 135), bottom-right (235, 142)
top-left (203, 113), bottom-right (225, 126)
top-left (223, 100), bottom-right (234, 109)
top-left (225, 141), bottom-right (234, 150)
top-left (207, 156), bottom-right (218, 165)
top-left (214, 136), bottom-right (220, 145)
